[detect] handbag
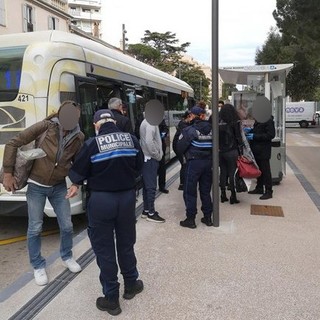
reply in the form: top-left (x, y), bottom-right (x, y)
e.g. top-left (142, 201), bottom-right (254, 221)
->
top-left (237, 155), bottom-right (261, 179)
top-left (234, 171), bottom-right (248, 193)
top-left (0, 131), bottom-right (47, 190)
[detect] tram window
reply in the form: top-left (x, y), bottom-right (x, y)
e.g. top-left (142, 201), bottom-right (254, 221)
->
top-left (0, 46), bottom-right (25, 101)
top-left (60, 91), bottom-right (76, 102)
top-left (96, 83), bottom-right (121, 108)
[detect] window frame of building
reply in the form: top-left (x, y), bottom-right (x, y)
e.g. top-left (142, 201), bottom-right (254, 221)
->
top-left (48, 16), bottom-right (59, 30)
top-left (0, 0), bottom-right (6, 27)
top-left (22, 4), bottom-right (36, 32)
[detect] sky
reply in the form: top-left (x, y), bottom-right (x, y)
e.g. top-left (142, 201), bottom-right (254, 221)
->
top-left (101, 0), bottom-right (277, 68)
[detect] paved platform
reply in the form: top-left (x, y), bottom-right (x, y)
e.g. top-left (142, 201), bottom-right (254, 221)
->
top-left (1, 161), bottom-right (320, 320)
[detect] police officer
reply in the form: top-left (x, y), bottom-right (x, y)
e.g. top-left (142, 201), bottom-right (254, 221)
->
top-left (69, 109), bottom-right (144, 316)
top-left (158, 118), bottom-right (169, 193)
top-left (177, 106), bottom-right (213, 229)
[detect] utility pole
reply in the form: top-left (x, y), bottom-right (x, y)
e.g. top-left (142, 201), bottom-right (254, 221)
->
top-left (200, 77), bottom-right (203, 100)
top-left (122, 24), bottom-right (127, 53)
top-left (212, 0), bottom-right (219, 227)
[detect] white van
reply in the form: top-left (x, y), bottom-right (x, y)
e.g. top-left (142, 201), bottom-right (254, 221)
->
top-left (285, 101), bottom-right (317, 128)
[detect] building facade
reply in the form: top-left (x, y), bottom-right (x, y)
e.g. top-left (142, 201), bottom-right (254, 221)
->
top-left (0, 0), bottom-right (72, 35)
top-left (181, 54), bottom-right (223, 101)
top-left (68, 0), bottom-right (102, 38)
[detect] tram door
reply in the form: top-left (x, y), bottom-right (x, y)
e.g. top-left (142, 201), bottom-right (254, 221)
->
top-left (75, 76), bottom-right (98, 139)
top-left (155, 92), bottom-right (170, 161)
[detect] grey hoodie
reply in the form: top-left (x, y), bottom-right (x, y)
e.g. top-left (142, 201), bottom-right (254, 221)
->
top-left (139, 119), bottom-right (163, 161)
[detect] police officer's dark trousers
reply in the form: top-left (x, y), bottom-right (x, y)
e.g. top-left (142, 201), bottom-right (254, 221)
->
top-left (87, 189), bottom-right (139, 301)
top-left (183, 159), bottom-right (213, 217)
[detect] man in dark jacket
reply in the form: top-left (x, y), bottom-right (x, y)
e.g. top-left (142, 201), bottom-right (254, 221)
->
top-left (245, 116), bottom-right (275, 199)
top-left (108, 97), bottom-right (134, 134)
top-left (176, 106), bottom-right (213, 228)
top-left (158, 119), bottom-right (169, 193)
top-left (172, 110), bottom-right (192, 190)
top-left (69, 109), bottom-right (144, 316)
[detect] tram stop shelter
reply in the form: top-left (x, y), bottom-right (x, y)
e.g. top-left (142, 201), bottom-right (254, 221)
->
top-left (219, 64), bottom-right (293, 184)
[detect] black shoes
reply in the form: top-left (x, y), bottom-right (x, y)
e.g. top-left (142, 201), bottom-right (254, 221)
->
top-left (159, 188), bottom-right (169, 194)
top-left (96, 280), bottom-right (144, 315)
top-left (180, 217), bottom-right (196, 229)
top-left (146, 212), bottom-right (165, 223)
top-left (260, 192), bottom-right (273, 200)
top-left (248, 188), bottom-right (264, 195)
top-left (96, 297), bottom-right (121, 316)
top-left (249, 188), bottom-right (273, 199)
top-left (123, 279), bottom-right (144, 300)
top-left (220, 190), bottom-right (228, 203)
top-left (141, 210), bottom-right (148, 219)
top-left (229, 195), bottom-right (240, 204)
top-left (178, 184), bottom-right (184, 191)
top-left (201, 215), bottom-right (213, 226)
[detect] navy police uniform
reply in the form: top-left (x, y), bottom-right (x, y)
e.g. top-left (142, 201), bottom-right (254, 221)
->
top-left (177, 109), bottom-right (213, 227)
top-left (69, 115), bottom-right (143, 304)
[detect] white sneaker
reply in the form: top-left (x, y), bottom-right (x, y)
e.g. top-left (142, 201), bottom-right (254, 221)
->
top-left (34, 268), bottom-right (48, 286)
top-left (63, 258), bottom-right (82, 273)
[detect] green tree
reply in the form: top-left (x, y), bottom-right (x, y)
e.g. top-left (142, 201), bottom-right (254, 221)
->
top-left (127, 30), bottom-right (190, 74)
top-left (266, 1), bottom-right (320, 101)
top-left (221, 83), bottom-right (238, 100)
top-left (177, 61), bottom-right (210, 102)
top-left (255, 28), bottom-right (293, 64)
top-left (273, 0), bottom-right (320, 67)
top-left (127, 31), bottom-right (210, 102)
top-left (126, 43), bottom-right (160, 65)
top-left (256, 26), bottom-right (320, 101)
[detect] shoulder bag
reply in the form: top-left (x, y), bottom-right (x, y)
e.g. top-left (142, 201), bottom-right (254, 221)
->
top-left (0, 131), bottom-right (47, 190)
top-left (237, 155), bottom-right (261, 179)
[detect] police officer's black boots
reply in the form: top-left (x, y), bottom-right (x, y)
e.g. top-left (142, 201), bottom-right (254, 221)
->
top-left (123, 280), bottom-right (144, 300)
top-left (201, 215), bottom-right (213, 226)
top-left (96, 297), bottom-right (121, 316)
top-left (180, 216), bottom-right (196, 229)
top-left (220, 188), bottom-right (228, 203)
top-left (229, 190), bottom-right (240, 204)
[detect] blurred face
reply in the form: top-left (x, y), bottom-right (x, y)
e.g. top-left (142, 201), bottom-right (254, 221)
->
top-left (59, 103), bottom-right (80, 130)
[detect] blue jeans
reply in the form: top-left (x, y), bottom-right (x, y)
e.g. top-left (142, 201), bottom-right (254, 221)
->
top-left (26, 182), bottom-right (73, 269)
top-left (142, 158), bottom-right (159, 213)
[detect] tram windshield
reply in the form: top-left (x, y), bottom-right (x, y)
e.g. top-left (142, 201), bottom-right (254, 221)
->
top-left (0, 46), bottom-right (26, 102)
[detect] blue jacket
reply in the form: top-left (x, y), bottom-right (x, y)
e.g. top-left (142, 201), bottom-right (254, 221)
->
top-left (176, 119), bottom-right (212, 160)
top-left (69, 122), bottom-right (143, 191)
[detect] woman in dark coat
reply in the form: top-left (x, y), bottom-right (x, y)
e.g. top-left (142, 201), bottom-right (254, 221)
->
top-left (219, 104), bottom-right (243, 204)
top-left (245, 117), bottom-right (275, 199)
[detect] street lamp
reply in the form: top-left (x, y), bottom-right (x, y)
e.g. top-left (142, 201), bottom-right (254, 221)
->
top-left (200, 77), bottom-right (203, 100)
top-left (122, 24), bottom-right (128, 53)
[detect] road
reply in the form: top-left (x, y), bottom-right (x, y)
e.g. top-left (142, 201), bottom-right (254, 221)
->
top-left (0, 126), bottom-right (319, 290)
top-left (286, 125), bottom-right (320, 195)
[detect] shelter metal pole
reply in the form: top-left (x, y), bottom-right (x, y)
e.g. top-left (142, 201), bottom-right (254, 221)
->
top-left (212, 0), bottom-right (219, 227)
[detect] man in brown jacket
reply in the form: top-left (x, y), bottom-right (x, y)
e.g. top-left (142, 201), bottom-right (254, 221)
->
top-left (2, 101), bottom-right (84, 286)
